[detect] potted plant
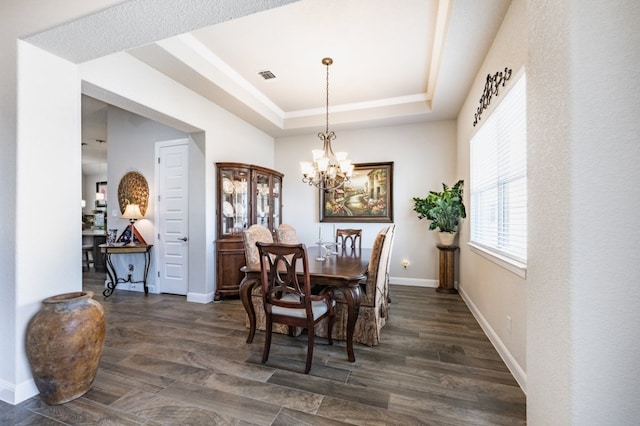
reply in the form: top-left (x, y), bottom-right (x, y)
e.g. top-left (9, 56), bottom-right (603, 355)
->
top-left (412, 179), bottom-right (466, 246)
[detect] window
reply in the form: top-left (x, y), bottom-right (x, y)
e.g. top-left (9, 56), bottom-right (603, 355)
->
top-left (470, 72), bottom-right (527, 267)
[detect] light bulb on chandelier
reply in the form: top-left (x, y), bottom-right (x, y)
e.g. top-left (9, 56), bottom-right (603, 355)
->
top-left (300, 57), bottom-right (354, 192)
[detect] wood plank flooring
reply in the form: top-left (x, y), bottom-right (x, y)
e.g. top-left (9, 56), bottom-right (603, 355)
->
top-left (1, 271), bottom-right (526, 425)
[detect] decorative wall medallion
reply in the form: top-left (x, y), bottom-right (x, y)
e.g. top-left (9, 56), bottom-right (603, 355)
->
top-left (473, 67), bottom-right (512, 127)
top-left (117, 171), bottom-right (149, 215)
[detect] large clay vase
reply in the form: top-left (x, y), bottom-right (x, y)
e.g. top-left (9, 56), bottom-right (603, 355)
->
top-left (25, 291), bottom-right (105, 405)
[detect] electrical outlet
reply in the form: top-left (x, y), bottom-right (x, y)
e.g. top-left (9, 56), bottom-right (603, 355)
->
top-left (128, 264), bottom-right (134, 272)
top-left (402, 260), bottom-right (409, 269)
top-left (506, 315), bottom-right (512, 333)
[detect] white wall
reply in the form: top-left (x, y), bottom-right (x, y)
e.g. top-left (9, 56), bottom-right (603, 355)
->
top-left (456, 0), bottom-right (528, 390)
top-left (0, 0), bottom-right (124, 404)
top-left (275, 120), bottom-right (456, 285)
top-left (527, 1), bottom-right (640, 424)
top-left (13, 41), bottom-right (83, 402)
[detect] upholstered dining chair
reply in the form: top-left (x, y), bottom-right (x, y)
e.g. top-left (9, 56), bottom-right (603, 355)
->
top-left (242, 224), bottom-right (273, 269)
top-left (316, 224), bottom-right (395, 346)
top-left (242, 225), bottom-right (301, 338)
top-left (336, 228), bottom-right (362, 251)
top-left (275, 223), bottom-right (299, 244)
top-left (256, 242), bottom-right (336, 374)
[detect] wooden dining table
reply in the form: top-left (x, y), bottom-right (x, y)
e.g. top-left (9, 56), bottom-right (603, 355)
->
top-left (239, 246), bottom-right (370, 363)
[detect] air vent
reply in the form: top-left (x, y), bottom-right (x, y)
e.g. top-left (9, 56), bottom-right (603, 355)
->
top-left (258, 70), bottom-right (276, 80)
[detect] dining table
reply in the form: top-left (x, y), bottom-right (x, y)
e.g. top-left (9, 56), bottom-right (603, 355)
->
top-left (239, 246), bottom-right (371, 363)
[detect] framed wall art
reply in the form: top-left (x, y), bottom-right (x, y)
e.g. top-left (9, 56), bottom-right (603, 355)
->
top-left (95, 181), bottom-right (107, 208)
top-left (320, 161), bottom-right (393, 223)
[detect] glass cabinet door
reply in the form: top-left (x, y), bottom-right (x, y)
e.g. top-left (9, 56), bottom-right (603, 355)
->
top-left (272, 175), bottom-right (282, 231)
top-left (219, 166), bottom-right (250, 238)
top-left (254, 171), bottom-right (271, 230)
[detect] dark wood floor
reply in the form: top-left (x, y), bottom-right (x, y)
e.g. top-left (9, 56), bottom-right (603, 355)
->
top-left (2, 271), bottom-right (526, 425)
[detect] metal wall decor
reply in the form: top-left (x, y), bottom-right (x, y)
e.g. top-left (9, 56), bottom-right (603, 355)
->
top-left (473, 67), bottom-right (512, 127)
top-left (117, 171), bottom-right (149, 215)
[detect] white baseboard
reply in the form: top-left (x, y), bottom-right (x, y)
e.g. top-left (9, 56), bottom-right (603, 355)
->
top-left (187, 291), bottom-right (214, 304)
top-left (0, 377), bottom-right (38, 405)
top-left (390, 277), bottom-right (438, 287)
top-left (458, 286), bottom-right (527, 394)
top-left (104, 279), bottom-right (211, 303)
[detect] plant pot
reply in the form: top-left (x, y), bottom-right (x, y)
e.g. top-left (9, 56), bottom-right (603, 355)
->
top-left (437, 231), bottom-right (457, 247)
top-left (25, 291), bottom-right (105, 405)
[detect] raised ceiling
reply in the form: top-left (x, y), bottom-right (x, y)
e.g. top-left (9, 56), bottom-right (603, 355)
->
top-left (78, 0), bottom-right (511, 172)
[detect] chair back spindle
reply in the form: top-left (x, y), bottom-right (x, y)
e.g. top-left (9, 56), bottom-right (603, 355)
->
top-left (336, 228), bottom-right (362, 252)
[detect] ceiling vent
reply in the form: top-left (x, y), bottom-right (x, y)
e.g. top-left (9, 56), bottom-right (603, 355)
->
top-left (258, 70), bottom-right (276, 80)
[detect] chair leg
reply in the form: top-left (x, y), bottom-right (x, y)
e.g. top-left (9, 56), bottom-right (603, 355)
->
top-left (262, 318), bottom-right (273, 364)
top-left (83, 249), bottom-right (91, 271)
top-left (304, 330), bottom-right (315, 374)
top-left (327, 314), bottom-right (334, 346)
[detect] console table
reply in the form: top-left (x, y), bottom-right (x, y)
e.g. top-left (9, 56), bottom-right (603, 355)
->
top-left (436, 244), bottom-right (458, 294)
top-left (99, 244), bottom-right (153, 298)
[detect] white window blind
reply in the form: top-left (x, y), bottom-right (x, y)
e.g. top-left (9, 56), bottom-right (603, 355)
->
top-left (470, 73), bottom-right (527, 264)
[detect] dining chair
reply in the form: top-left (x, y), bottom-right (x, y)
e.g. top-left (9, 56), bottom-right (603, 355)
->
top-left (256, 242), bottom-right (336, 374)
top-left (316, 224), bottom-right (395, 346)
top-left (82, 244), bottom-right (94, 271)
top-left (242, 225), bottom-right (302, 339)
top-left (275, 223), bottom-right (299, 244)
top-left (336, 228), bottom-right (362, 251)
top-left (242, 224), bottom-right (273, 269)
top-left (379, 224), bottom-right (396, 306)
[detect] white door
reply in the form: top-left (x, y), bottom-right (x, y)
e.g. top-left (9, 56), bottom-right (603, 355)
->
top-left (157, 142), bottom-right (189, 295)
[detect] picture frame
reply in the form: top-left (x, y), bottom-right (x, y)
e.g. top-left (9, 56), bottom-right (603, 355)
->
top-left (320, 161), bottom-right (393, 223)
top-left (116, 226), bottom-right (147, 245)
top-left (95, 181), bottom-right (107, 208)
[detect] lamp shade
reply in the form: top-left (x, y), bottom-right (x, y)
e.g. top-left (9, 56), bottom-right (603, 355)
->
top-left (122, 203), bottom-right (143, 220)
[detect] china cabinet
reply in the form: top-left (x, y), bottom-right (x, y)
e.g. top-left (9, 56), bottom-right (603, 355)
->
top-left (215, 162), bottom-right (283, 300)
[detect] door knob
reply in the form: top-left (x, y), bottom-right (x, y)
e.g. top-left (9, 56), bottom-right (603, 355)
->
top-left (178, 237), bottom-right (188, 241)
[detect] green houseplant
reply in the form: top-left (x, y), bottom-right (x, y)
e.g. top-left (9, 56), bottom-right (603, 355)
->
top-left (413, 179), bottom-right (466, 246)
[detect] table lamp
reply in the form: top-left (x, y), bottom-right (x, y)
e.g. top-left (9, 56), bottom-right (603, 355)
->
top-left (122, 203), bottom-right (143, 246)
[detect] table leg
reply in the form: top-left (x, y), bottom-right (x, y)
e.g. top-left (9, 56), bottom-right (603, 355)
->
top-left (240, 276), bottom-right (259, 343)
top-left (143, 250), bottom-right (151, 294)
top-left (340, 285), bottom-right (362, 362)
top-left (103, 253), bottom-right (118, 298)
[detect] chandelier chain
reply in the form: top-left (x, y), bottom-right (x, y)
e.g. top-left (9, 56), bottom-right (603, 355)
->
top-left (325, 60), bottom-right (330, 135)
top-left (300, 57), bottom-right (352, 193)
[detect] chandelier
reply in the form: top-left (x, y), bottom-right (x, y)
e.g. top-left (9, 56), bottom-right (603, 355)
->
top-left (300, 57), bottom-right (353, 192)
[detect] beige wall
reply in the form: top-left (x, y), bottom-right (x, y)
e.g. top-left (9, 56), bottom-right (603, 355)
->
top-left (456, 0), bottom-right (528, 389)
top-left (457, 0), bottom-right (640, 423)
top-left (275, 120), bottom-right (457, 285)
